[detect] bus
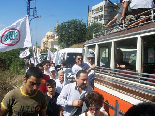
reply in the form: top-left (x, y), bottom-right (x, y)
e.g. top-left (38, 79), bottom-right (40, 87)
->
top-left (83, 8), bottom-right (155, 116)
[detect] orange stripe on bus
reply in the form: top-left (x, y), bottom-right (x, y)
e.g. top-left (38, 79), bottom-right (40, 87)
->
top-left (94, 87), bottom-right (133, 116)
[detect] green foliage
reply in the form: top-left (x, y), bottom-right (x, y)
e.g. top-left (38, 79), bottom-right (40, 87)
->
top-left (87, 22), bottom-right (104, 39)
top-left (56, 19), bottom-right (87, 48)
top-left (0, 48), bottom-right (25, 74)
top-left (9, 58), bottom-right (25, 75)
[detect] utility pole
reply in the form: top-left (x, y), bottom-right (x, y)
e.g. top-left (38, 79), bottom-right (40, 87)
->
top-left (27, 0), bottom-right (41, 22)
top-left (27, 0), bottom-right (41, 65)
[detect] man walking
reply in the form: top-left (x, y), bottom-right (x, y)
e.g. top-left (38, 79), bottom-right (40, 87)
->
top-left (0, 67), bottom-right (47, 116)
top-left (57, 70), bottom-right (93, 116)
top-left (72, 54), bottom-right (96, 79)
top-left (55, 70), bottom-right (70, 94)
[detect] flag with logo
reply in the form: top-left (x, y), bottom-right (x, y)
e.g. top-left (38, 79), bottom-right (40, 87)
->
top-left (0, 15), bottom-right (32, 52)
top-left (47, 49), bottom-right (54, 61)
top-left (19, 48), bottom-right (30, 58)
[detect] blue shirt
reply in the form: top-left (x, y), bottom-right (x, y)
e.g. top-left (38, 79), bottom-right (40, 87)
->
top-left (57, 82), bottom-right (93, 116)
top-left (87, 63), bottom-right (95, 83)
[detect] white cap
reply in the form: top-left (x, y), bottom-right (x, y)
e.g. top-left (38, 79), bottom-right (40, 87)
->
top-left (87, 51), bottom-right (95, 58)
top-left (49, 67), bottom-right (55, 71)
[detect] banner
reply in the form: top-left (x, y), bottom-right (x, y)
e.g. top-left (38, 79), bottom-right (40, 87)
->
top-left (19, 48), bottom-right (30, 58)
top-left (36, 47), bottom-right (41, 64)
top-left (0, 15), bottom-right (32, 52)
top-left (47, 49), bottom-right (54, 61)
top-left (33, 46), bottom-right (37, 66)
top-left (53, 50), bottom-right (61, 66)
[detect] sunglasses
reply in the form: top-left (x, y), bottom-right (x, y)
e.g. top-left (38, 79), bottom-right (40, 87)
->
top-left (78, 58), bottom-right (83, 60)
top-left (88, 58), bottom-right (93, 60)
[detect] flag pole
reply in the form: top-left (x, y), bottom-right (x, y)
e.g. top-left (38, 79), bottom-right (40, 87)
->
top-left (27, 0), bottom-right (41, 66)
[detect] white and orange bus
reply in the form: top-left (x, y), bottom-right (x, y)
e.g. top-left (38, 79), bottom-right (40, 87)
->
top-left (83, 8), bottom-right (155, 116)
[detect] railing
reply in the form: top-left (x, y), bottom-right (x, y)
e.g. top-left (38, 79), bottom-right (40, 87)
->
top-left (94, 8), bottom-right (155, 38)
top-left (95, 66), bottom-right (155, 98)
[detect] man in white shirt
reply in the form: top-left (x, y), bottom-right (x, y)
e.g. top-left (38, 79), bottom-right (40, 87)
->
top-left (42, 60), bottom-right (50, 76)
top-left (72, 54), bottom-right (96, 79)
top-left (57, 70), bottom-right (93, 116)
top-left (87, 51), bottom-right (96, 87)
top-left (55, 70), bottom-right (70, 94)
top-left (49, 67), bottom-right (58, 80)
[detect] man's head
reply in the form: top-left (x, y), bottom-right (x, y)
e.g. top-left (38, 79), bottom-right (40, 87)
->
top-left (87, 51), bottom-right (95, 65)
top-left (116, 49), bottom-right (123, 63)
top-left (49, 67), bottom-right (56, 77)
top-left (76, 70), bottom-right (88, 89)
top-left (36, 63), bottom-right (44, 73)
top-left (28, 63), bottom-right (34, 68)
top-left (58, 70), bottom-right (65, 82)
top-left (124, 102), bottom-right (155, 116)
top-left (24, 67), bottom-right (43, 95)
top-left (42, 60), bottom-right (50, 71)
top-left (75, 53), bottom-right (83, 66)
top-left (46, 79), bottom-right (56, 95)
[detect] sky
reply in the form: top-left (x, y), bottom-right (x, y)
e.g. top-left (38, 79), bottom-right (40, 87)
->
top-left (0, 0), bottom-right (118, 46)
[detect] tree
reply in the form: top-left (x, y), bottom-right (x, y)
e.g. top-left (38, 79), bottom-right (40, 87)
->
top-left (0, 48), bottom-right (25, 74)
top-left (55, 19), bottom-right (87, 48)
top-left (87, 22), bottom-right (104, 40)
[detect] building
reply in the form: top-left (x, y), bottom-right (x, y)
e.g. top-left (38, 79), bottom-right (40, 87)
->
top-left (41, 28), bottom-right (58, 51)
top-left (88, 0), bottom-right (120, 26)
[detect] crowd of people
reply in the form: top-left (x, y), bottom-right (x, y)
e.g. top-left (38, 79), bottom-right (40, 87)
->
top-left (0, 51), bottom-right (155, 116)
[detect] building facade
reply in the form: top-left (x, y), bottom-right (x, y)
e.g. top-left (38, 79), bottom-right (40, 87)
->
top-left (41, 28), bottom-right (58, 51)
top-left (88, 0), bottom-right (120, 26)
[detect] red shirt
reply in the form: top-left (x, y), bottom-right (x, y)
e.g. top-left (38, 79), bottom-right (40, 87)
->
top-left (39, 74), bottom-right (50, 93)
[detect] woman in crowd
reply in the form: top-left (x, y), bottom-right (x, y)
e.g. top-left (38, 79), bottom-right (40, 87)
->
top-left (80, 91), bottom-right (105, 116)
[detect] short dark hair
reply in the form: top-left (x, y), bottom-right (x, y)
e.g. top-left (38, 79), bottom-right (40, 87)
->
top-left (124, 102), bottom-right (155, 116)
top-left (46, 79), bottom-right (56, 87)
top-left (85, 91), bottom-right (103, 108)
top-left (25, 67), bottom-right (43, 80)
top-left (76, 53), bottom-right (83, 58)
top-left (76, 70), bottom-right (88, 79)
top-left (42, 60), bottom-right (50, 65)
top-left (36, 63), bottom-right (43, 68)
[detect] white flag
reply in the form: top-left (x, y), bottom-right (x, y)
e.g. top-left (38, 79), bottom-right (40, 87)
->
top-left (53, 50), bottom-right (61, 66)
top-left (47, 49), bottom-right (54, 61)
top-left (33, 46), bottom-right (37, 66)
top-left (0, 15), bottom-right (32, 52)
top-left (29, 57), bottom-right (34, 64)
top-left (19, 48), bottom-right (30, 58)
top-left (36, 48), bottom-right (41, 64)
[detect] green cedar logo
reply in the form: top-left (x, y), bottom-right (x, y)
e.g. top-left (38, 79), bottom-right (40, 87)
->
top-left (1, 29), bottom-right (20, 46)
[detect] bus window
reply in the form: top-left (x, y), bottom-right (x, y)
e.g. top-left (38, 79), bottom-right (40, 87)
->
top-left (115, 38), bottom-right (137, 71)
top-left (100, 47), bottom-right (109, 67)
top-left (143, 35), bottom-right (155, 74)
